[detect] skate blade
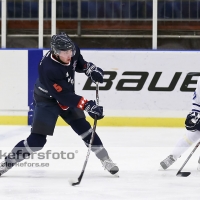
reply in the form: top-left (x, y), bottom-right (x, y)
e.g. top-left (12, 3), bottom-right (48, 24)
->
top-left (114, 172), bottom-right (119, 177)
top-left (158, 165), bottom-right (165, 171)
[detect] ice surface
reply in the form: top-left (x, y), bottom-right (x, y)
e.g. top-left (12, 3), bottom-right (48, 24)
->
top-left (0, 125), bottom-right (200, 200)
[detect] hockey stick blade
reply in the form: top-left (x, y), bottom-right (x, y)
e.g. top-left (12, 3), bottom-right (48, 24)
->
top-left (176, 171), bottom-right (191, 177)
top-left (176, 142), bottom-right (200, 178)
top-left (71, 172), bottom-right (84, 186)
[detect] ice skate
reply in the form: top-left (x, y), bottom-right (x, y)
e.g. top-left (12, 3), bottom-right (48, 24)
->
top-left (160, 155), bottom-right (177, 170)
top-left (0, 161), bottom-right (10, 176)
top-left (101, 157), bottom-right (119, 175)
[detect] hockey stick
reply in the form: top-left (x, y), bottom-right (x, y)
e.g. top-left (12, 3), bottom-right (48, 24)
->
top-left (71, 82), bottom-right (99, 186)
top-left (176, 141), bottom-right (200, 177)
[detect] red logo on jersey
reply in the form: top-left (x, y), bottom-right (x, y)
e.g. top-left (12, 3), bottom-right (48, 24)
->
top-left (53, 83), bottom-right (62, 92)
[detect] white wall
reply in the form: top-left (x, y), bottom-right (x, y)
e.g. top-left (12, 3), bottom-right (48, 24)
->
top-left (1, 50), bottom-right (200, 118)
top-left (76, 50), bottom-right (200, 118)
top-left (0, 50), bottom-right (28, 116)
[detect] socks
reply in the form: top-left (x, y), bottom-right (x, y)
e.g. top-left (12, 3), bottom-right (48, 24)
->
top-left (5, 133), bottom-right (47, 168)
top-left (171, 130), bottom-right (200, 159)
top-left (69, 118), bottom-right (109, 160)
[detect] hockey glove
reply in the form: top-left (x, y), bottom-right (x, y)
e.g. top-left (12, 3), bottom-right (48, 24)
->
top-left (185, 111), bottom-right (200, 131)
top-left (84, 100), bottom-right (104, 120)
top-left (84, 62), bottom-right (104, 83)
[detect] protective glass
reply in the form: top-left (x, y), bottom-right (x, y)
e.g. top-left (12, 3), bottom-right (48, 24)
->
top-left (59, 50), bottom-right (73, 57)
top-left (55, 47), bottom-right (76, 57)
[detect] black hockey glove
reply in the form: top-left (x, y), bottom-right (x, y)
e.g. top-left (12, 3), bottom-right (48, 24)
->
top-left (84, 100), bottom-right (104, 120)
top-left (84, 62), bottom-right (104, 83)
top-left (185, 111), bottom-right (200, 131)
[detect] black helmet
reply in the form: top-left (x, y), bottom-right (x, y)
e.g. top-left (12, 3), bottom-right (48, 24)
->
top-left (50, 32), bottom-right (76, 56)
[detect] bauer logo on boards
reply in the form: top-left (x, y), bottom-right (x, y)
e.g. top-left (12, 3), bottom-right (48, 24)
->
top-left (83, 71), bottom-right (200, 92)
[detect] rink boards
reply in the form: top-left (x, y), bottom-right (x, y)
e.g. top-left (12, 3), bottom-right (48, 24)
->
top-left (0, 49), bottom-right (199, 127)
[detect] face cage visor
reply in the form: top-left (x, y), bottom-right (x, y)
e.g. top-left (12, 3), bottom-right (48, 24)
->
top-left (53, 45), bottom-right (76, 57)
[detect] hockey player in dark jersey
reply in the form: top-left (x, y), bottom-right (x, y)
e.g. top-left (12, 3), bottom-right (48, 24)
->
top-left (0, 32), bottom-right (119, 176)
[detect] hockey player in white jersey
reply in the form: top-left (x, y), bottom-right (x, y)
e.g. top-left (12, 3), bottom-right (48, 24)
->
top-left (160, 76), bottom-right (200, 170)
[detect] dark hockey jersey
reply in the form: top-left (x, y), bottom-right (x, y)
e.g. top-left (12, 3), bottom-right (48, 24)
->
top-left (36, 44), bottom-right (88, 109)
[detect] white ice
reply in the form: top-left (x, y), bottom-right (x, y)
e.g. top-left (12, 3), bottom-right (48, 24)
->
top-left (0, 125), bottom-right (200, 200)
